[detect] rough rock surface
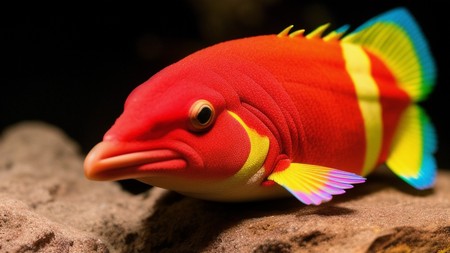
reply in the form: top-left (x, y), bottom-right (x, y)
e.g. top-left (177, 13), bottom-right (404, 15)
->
top-left (0, 121), bottom-right (449, 253)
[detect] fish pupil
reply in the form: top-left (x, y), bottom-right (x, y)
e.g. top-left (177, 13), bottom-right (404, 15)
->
top-left (197, 107), bottom-right (212, 125)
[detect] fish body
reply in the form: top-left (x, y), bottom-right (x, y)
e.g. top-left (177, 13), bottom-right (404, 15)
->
top-left (84, 8), bottom-right (437, 205)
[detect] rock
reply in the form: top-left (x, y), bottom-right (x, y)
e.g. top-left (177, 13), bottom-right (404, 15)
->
top-left (0, 121), bottom-right (449, 253)
top-left (0, 122), bottom-right (159, 253)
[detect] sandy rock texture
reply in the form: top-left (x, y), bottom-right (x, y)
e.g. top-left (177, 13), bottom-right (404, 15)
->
top-left (0, 122), bottom-right (449, 253)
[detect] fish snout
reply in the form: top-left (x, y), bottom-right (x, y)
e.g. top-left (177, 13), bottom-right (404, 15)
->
top-left (84, 141), bottom-right (187, 181)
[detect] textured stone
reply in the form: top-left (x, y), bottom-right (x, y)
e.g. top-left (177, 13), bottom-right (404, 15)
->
top-left (0, 121), bottom-right (449, 253)
top-left (0, 122), bottom-right (157, 253)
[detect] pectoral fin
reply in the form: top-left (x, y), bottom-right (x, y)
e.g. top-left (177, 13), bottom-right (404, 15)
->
top-left (268, 163), bottom-right (366, 205)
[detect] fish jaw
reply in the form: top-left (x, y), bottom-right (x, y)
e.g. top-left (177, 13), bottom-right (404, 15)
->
top-left (84, 141), bottom-right (189, 181)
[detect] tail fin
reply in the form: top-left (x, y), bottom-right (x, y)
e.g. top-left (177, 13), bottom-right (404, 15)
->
top-left (343, 8), bottom-right (438, 189)
top-left (342, 7), bottom-right (436, 101)
top-left (386, 105), bottom-right (437, 189)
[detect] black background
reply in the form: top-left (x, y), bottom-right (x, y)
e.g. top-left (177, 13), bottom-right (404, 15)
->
top-left (2, 1), bottom-right (448, 191)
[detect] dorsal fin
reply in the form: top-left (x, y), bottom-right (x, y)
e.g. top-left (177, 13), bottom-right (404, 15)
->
top-left (289, 29), bottom-right (305, 38)
top-left (305, 23), bottom-right (330, 39)
top-left (277, 25), bottom-right (293, 37)
top-left (276, 8), bottom-right (435, 101)
top-left (342, 8), bottom-right (436, 101)
top-left (278, 23), bottom-right (345, 41)
top-left (323, 25), bottom-right (350, 41)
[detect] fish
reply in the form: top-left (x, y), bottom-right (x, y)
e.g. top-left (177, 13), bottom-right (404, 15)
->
top-left (84, 7), bottom-right (437, 205)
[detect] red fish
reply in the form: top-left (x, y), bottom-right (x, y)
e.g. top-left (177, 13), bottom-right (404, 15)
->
top-left (84, 8), bottom-right (437, 205)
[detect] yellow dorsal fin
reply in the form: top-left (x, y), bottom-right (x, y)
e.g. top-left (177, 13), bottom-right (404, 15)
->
top-left (277, 23), bottom-right (345, 41)
top-left (306, 23), bottom-right (330, 39)
top-left (289, 29), bottom-right (305, 38)
top-left (323, 25), bottom-right (350, 41)
top-left (277, 25), bottom-right (293, 37)
top-left (341, 8), bottom-right (436, 101)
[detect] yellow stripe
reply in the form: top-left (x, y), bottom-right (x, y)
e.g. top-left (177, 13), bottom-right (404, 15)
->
top-left (228, 111), bottom-right (269, 181)
top-left (342, 44), bottom-right (383, 176)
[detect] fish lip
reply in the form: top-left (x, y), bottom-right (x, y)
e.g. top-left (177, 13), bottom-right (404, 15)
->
top-left (84, 141), bottom-right (194, 181)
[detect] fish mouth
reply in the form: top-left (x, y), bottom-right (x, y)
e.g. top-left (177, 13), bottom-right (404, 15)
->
top-left (84, 141), bottom-right (188, 181)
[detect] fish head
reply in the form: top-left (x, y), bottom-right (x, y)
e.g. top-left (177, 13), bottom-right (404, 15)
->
top-left (83, 68), bottom-right (256, 194)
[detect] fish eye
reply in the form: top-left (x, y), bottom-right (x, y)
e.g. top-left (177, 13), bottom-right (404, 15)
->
top-left (189, 100), bottom-right (215, 131)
